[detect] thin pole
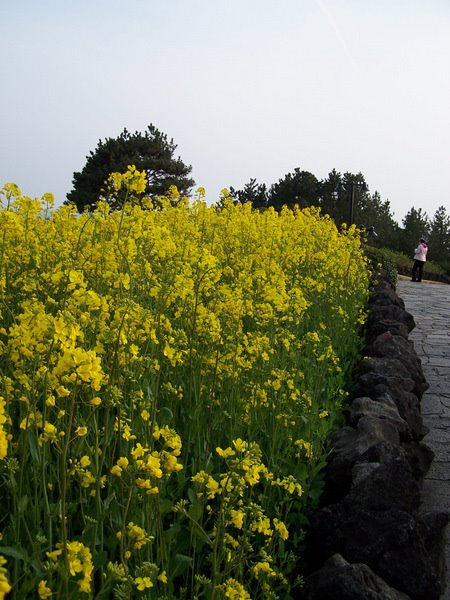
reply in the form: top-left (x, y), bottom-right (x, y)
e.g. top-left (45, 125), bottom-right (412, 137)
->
top-left (349, 181), bottom-right (355, 225)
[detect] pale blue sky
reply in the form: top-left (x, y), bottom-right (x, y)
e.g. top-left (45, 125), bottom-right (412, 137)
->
top-left (1, 0), bottom-right (449, 224)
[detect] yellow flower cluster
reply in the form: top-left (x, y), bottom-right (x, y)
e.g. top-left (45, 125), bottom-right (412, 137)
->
top-left (0, 177), bottom-right (370, 597)
top-left (116, 521), bottom-right (154, 553)
top-left (38, 579), bottom-right (52, 599)
top-left (110, 423), bottom-right (183, 495)
top-left (216, 577), bottom-right (251, 599)
top-left (46, 540), bottom-right (93, 594)
top-left (107, 165), bottom-right (147, 195)
top-left (188, 437), bottom-right (297, 593)
top-left (0, 397), bottom-right (7, 459)
top-left (0, 556), bottom-right (11, 600)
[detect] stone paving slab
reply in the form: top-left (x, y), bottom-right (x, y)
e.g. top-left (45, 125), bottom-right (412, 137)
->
top-left (421, 480), bottom-right (450, 511)
top-left (397, 278), bottom-right (450, 599)
top-left (422, 396), bottom-right (446, 415)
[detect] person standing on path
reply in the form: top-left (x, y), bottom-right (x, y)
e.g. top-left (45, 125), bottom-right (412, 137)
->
top-left (412, 238), bottom-right (428, 282)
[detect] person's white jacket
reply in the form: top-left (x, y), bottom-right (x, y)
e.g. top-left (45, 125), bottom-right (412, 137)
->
top-left (414, 242), bottom-right (428, 262)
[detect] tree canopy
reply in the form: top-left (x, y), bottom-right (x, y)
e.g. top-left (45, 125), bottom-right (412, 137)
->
top-left (401, 208), bottom-right (430, 254)
top-left (230, 169), bottom-right (397, 237)
top-left (228, 167), bottom-right (450, 271)
top-left (428, 206), bottom-right (450, 267)
top-left (229, 178), bottom-right (269, 209)
top-left (269, 169), bottom-right (320, 210)
top-left (66, 124), bottom-right (195, 211)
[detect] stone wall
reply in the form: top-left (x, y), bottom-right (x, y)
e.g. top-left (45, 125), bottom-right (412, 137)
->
top-left (298, 276), bottom-right (450, 600)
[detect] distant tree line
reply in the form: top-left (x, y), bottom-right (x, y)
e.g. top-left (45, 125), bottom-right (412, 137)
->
top-left (228, 169), bottom-right (398, 242)
top-left (401, 206), bottom-right (450, 270)
top-left (229, 170), bottom-right (450, 270)
top-left (66, 124), bottom-right (450, 271)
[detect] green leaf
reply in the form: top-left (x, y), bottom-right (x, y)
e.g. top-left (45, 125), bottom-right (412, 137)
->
top-left (18, 495), bottom-right (28, 514)
top-left (82, 525), bottom-right (101, 547)
top-left (170, 553), bottom-right (193, 578)
top-left (93, 550), bottom-right (108, 569)
top-left (158, 406), bottom-right (173, 425)
top-left (103, 492), bottom-right (116, 510)
top-left (158, 498), bottom-right (173, 514)
top-left (188, 502), bottom-right (203, 522)
top-left (26, 430), bottom-right (40, 463)
top-left (187, 487), bottom-right (197, 504)
top-left (0, 545), bottom-right (28, 561)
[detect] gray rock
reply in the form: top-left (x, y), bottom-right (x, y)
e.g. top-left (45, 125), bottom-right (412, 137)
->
top-left (325, 419), bottom-right (401, 498)
top-left (418, 511), bottom-right (450, 591)
top-left (365, 318), bottom-right (411, 346)
top-left (299, 553), bottom-right (411, 600)
top-left (369, 288), bottom-right (406, 310)
top-left (344, 456), bottom-right (421, 512)
top-left (354, 357), bottom-right (416, 396)
top-left (373, 386), bottom-right (425, 441)
top-left (351, 461), bottom-right (380, 485)
top-left (305, 504), bottom-right (448, 600)
top-left (366, 304), bottom-right (415, 333)
top-left (401, 440), bottom-right (435, 481)
top-left (346, 396), bottom-right (409, 440)
top-left (366, 332), bottom-right (428, 396)
top-left (357, 353), bottom-right (428, 399)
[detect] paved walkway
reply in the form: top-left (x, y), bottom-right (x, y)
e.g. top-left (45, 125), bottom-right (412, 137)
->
top-left (396, 277), bottom-right (450, 599)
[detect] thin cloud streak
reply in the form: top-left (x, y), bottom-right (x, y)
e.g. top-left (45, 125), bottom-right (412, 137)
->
top-left (313, 0), bottom-right (357, 67)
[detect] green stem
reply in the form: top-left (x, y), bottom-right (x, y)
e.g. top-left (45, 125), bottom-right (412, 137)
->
top-left (59, 387), bottom-right (77, 597)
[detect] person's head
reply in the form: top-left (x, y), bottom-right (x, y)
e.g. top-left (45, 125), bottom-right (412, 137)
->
top-left (420, 238), bottom-right (427, 245)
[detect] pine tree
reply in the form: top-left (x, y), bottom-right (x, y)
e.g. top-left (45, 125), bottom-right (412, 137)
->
top-left (66, 124), bottom-right (195, 211)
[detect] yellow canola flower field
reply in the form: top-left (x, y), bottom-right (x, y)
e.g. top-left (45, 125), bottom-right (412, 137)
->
top-left (0, 176), bottom-right (370, 599)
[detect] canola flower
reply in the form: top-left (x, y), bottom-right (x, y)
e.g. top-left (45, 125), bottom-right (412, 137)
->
top-left (37, 579), bottom-right (52, 599)
top-left (0, 175), bottom-right (370, 598)
top-left (46, 540), bottom-right (93, 593)
top-left (0, 556), bottom-right (11, 600)
top-left (0, 397), bottom-right (7, 459)
top-left (216, 577), bottom-right (251, 599)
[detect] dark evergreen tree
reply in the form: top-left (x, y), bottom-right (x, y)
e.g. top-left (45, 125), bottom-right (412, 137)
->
top-left (428, 206), bottom-right (450, 266)
top-left (316, 171), bottom-right (373, 227)
top-left (401, 207), bottom-right (430, 257)
top-left (229, 178), bottom-right (269, 208)
top-left (354, 190), bottom-right (399, 247)
top-left (317, 169), bottom-right (346, 223)
top-left (339, 172), bottom-right (369, 226)
top-left (66, 124), bottom-right (195, 211)
top-left (268, 169), bottom-right (320, 210)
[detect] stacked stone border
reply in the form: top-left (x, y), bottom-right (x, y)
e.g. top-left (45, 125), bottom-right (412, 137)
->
top-left (298, 275), bottom-right (450, 600)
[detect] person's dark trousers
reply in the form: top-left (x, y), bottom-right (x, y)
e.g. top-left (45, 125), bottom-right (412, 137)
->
top-left (412, 259), bottom-right (425, 282)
